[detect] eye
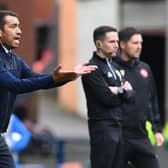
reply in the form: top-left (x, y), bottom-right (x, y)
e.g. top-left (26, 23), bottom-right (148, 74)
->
top-left (10, 24), bottom-right (17, 29)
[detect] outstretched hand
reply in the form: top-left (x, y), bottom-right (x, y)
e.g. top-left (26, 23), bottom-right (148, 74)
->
top-left (52, 65), bottom-right (77, 82)
top-left (52, 61), bottom-right (97, 82)
top-left (74, 61), bottom-right (97, 76)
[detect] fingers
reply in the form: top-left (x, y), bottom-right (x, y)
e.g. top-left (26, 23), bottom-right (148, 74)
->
top-left (155, 133), bottom-right (164, 147)
top-left (80, 61), bottom-right (89, 66)
top-left (88, 65), bottom-right (98, 70)
top-left (82, 61), bottom-right (98, 69)
top-left (122, 81), bottom-right (132, 91)
top-left (79, 61), bottom-right (97, 70)
top-left (54, 62), bottom-right (97, 77)
top-left (53, 65), bottom-right (62, 74)
top-left (52, 65), bottom-right (62, 81)
top-left (156, 139), bottom-right (164, 147)
top-left (74, 63), bottom-right (97, 75)
top-left (83, 66), bottom-right (96, 72)
top-left (81, 65), bottom-right (98, 73)
top-left (54, 65), bottom-right (62, 72)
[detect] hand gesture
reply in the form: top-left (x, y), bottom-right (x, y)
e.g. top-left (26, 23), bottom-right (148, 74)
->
top-left (52, 65), bottom-right (77, 82)
top-left (73, 61), bottom-right (97, 77)
top-left (52, 61), bottom-right (97, 82)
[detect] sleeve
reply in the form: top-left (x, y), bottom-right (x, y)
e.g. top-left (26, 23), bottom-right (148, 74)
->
top-left (82, 68), bottom-right (122, 107)
top-left (121, 90), bottom-right (136, 103)
top-left (148, 68), bottom-right (162, 133)
top-left (20, 58), bottom-right (71, 88)
top-left (19, 58), bottom-right (37, 78)
top-left (0, 67), bottom-right (68, 94)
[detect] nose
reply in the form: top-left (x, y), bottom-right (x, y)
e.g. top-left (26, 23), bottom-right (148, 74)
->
top-left (16, 27), bottom-right (22, 34)
top-left (138, 43), bottom-right (142, 49)
top-left (140, 44), bottom-right (142, 49)
top-left (115, 42), bottom-right (119, 48)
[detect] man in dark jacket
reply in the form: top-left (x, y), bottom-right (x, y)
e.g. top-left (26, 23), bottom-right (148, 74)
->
top-left (116, 27), bottom-right (164, 168)
top-left (81, 26), bottom-right (134, 168)
top-left (0, 10), bottom-right (97, 168)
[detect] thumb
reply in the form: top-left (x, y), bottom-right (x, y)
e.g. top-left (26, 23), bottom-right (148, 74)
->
top-left (54, 65), bottom-right (62, 73)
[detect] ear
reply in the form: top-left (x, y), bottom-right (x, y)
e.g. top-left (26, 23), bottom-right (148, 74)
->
top-left (119, 41), bottom-right (126, 49)
top-left (0, 29), bottom-right (2, 38)
top-left (96, 40), bottom-right (102, 48)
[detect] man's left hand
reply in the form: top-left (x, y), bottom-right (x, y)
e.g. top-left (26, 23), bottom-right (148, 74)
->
top-left (74, 61), bottom-right (97, 78)
top-left (155, 132), bottom-right (164, 147)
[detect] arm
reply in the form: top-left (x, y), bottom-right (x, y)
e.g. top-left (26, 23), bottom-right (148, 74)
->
top-left (19, 58), bottom-right (74, 88)
top-left (109, 81), bottom-right (135, 103)
top-left (0, 58), bottom-right (97, 94)
top-left (148, 69), bottom-right (164, 146)
top-left (149, 72), bottom-right (162, 133)
top-left (82, 68), bottom-right (122, 107)
top-left (0, 69), bottom-right (55, 93)
top-left (20, 59), bottom-right (97, 89)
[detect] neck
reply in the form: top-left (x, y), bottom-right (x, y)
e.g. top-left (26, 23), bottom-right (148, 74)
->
top-left (0, 41), bottom-right (11, 50)
top-left (120, 53), bottom-right (130, 61)
top-left (96, 50), bottom-right (112, 59)
top-left (96, 50), bottom-right (105, 59)
top-left (120, 53), bottom-right (138, 63)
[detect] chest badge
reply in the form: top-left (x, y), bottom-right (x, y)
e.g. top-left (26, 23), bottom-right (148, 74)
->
top-left (107, 71), bottom-right (113, 78)
top-left (140, 68), bottom-right (148, 78)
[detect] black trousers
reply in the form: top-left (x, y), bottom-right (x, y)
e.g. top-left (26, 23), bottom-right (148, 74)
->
top-left (0, 135), bottom-right (15, 168)
top-left (123, 137), bottom-right (160, 168)
top-left (88, 120), bottom-right (123, 168)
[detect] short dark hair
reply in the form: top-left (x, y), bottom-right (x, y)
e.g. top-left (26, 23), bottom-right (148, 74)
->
top-left (119, 27), bottom-right (141, 42)
top-left (93, 26), bottom-right (117, 45)
top-left (0, 10), bottom-right (17, 29)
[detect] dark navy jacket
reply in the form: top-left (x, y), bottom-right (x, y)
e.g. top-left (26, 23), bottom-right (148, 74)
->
top-left (115, 56), bottom-right (162, 137)
top-left (82, 52), bottom-right (134, 122)
top-left (0, 45), bottom-right (67, 133)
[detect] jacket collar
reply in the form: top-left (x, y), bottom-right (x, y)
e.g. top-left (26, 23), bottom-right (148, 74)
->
top-left (93, 51), bottom-right (114, 62)
top-left (115, 56), bottom-right (139, 68)
top-left (0, 44), bottom-right (10, 54)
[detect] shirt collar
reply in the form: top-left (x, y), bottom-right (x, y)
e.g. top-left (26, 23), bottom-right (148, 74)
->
top-left (2, 45), bottom-right (10, 54)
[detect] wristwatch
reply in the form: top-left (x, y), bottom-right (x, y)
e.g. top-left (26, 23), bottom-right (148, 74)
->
top-left (118, 87), bottom-right (124, 94)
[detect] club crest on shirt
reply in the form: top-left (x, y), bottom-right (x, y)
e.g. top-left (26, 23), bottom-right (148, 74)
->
top-left (140, 68), bottom-right (148, 78)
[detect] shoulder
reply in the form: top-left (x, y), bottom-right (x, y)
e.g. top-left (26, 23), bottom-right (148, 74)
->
top-left (138, 60), bottom-right (154, 78)
top-left (89, 56), bottom-right (99, 65)
top-left (138, 60), bottom-right (151, 70)
top-left (12, 53), bottom-right (28, 68)
top-left (12, 52), bottom-right (23, 62)
top-left (82, 58), bottom-right (103, 80)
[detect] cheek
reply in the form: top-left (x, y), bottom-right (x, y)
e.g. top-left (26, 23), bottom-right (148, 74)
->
top-left (0, 34), bottom-right (13, 47)
top-left (4, 33), bottom-right (12, 42)
top-left (127, 46), bottom-right (135, 53)
top-left (2, 36), bottom-right (10, 44)
top-left (103, 44), bottom-right (112, 51)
